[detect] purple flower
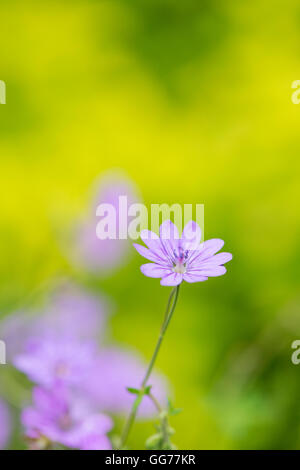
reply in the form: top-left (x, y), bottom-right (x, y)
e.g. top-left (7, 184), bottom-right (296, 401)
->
top-left (22, 386), bottom-right (112, 450)
top-left (40, 285), bottom-right (109, 341)
top-left (14, 337), bottom-right (97, 388)
top-left (1, 284), bottom-right (108, 360)
top-left (134, 220), bottom-right (232, 286)
top-left (82, 348), bottom-right (168, 416)
top-left (16, 337), bottom-right (168, 418)
top-left (70, 172), bottom-right (141, 275)
top-left (0, 399), bottom-right (11, 449)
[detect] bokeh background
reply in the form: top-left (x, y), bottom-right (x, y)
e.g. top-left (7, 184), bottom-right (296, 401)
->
top-left (1, 0), bottom-right (300, 450)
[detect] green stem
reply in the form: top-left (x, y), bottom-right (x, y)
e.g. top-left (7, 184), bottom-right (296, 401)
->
top-left (119, 285), bottom-right (180, 449)
top-left (148, 392), bottom-right (162, 413)
top-left (148, 393), bottom-right (171, 450)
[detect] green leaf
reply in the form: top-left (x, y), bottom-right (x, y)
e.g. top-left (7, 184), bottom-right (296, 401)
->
top-left (126, 387), bottom-right (140, 395)
top-left (167, 399), bottom-right (182, 416)
top-left (144, 385), bottom-right (152, 395)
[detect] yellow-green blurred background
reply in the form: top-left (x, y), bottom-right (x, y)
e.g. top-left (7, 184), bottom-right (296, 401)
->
top-left (1, 0), bottom-right (300, 449)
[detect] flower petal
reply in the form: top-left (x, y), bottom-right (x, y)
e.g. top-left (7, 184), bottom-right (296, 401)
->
top-left (140, 229), bottom-right (159, 244)
top-left (180, 221), bottom-right (201, 251)
top-left (183, 273), bottom-right (208, 283)
top-left (160, 272), bottom-right (183, 286)
top-left (140, 264), bottom-right (171, 278)
top-left (159, 220), bottom-right (179, 242)
top-left (140, 230), bottom-right (166, 259)
top-left (159, 220), bottom-right (180, 264)
top-left (80, 435), bottom-right (112, 450)
top-left (189, 266), bottom-right (227, 277)
top-left (200, 252), bottom-right (232, 266)
top-left (188, 238), bottom-right (225, 265)
top-left (133, 243), bottom-right (167, 264)
top-left (63, 414), bottom-right (113, 450)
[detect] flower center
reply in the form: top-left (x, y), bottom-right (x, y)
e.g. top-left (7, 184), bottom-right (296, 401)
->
top-left (173, 262), bottom-right (186, 274)
top-left (172, 247), bottom-right (188, 274)
top-left (55, 362), bottom-right (70, 378)
top-left (58, 413), bottom-right (73, 431)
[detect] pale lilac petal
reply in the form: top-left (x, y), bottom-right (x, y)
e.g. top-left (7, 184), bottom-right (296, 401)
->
top-left (21, 408), bottom-right (44, 435)
top-left (188, 238), bottom-right (225, 265)
top-left (159, 220), bottom-right (180, 260)
top-left (160, 272), bottom-right (183, 286)
top-left (63, 414), bottom-right (113, 449)
top-left (183, 273), bottom-right (208, 283)
top-left (22, 387), bottom-right (112, 450)
top-left (140, 230), bottom-right (170, 264)
top-left (33, 386), bottom-right (68, 419)
top-left (160, 220), bottom-right (179, 241)
top-left (80, 435), bottom-right (112, 450)
top-left (189, 266), bottom-right (227, 277)
top-left (180, 221), bottom-right (201, 251)
top-left (200, 252), bottom-right (232, 266)
top-left (140, 230), bottom-right (161, 251)
top-left (141, 264), bottom-right (171, 278)
top-left (133, 243), bottom-right (168, 265)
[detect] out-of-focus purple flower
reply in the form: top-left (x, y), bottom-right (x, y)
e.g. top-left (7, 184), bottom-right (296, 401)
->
top-left (71, 172), bottom-right (141, 274)
top-left (22, 386), bottom-right (112, 450)
top-left (14, 337), bottom-right (97, 388)
top-left (134, 220), bottom-right (232, 286)
top-left (0, 313), bottom-right (35, 360)
top-left (40, 285), bottom-right (109, 341)
top-left (15, 337), bottom-right (168, 419)
top-left (0, 399), bottom-right (11, 449)
top-left (82, 348), bottom-right (168, 417)
top-left (0, 284), bottom-right (108, 360)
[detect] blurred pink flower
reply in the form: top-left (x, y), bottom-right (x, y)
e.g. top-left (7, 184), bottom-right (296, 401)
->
top-left (0, 399), bottom-right (11, 449)
top-left (15, 337), bottom-right (168, 418)
top-left (0, 284), bottom-right (108, 360)
top-left (71, 171), bottom-right (141, 275)
top-left (8, 285), bottom-right (168, 419)
top-left (22, 386), bottom-right (112, 450)
top-left (14, 337), bottom-right (97, 388)
top-left (82, 348), bottom-right (169, 417)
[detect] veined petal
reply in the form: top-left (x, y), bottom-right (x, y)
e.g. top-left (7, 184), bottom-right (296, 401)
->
top-left (160, 220), bottom-right (179, 242)
top-left (133, 243), bottom-right (168, 265)
top-left (141, 264), bottom-right (171, 278)
top-left (141, 229), bottom-right (159, 242)
top-left (183, 273), bottom-right (208, 283)
top-left (159, 220), bottom-right (180, 262)
top-left (140, 230), bottom-right (165, 258)
top-left (188, 266), bottom-right (227, 277)
top-left (199, 252), bottom-right (232, 266)
top-left (188, 238), bottom-right (225, 265)
top-left (160, 272), bottom-right (183, 286)
top-left (180, 221), bottom-right (201, 251)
